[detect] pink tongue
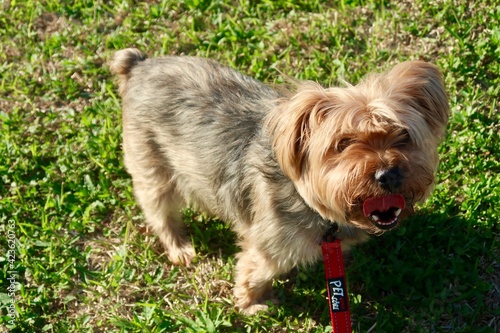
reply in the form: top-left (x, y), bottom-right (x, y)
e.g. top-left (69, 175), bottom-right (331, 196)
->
top-left (363, 194), bottom-right (406, 217)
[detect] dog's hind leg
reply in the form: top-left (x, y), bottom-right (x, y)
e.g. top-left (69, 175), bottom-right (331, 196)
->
top-left (123, 128), bottom-right (195, 266)
top-left (133, 176), bottom-right (195, 265)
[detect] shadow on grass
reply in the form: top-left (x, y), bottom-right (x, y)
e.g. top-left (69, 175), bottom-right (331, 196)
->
top-left (183, 209), bottom-right (239, 260)
top-left (276, 210), bottom-right (496, 332)
top-left (347, 210), bottom-right (497, 332)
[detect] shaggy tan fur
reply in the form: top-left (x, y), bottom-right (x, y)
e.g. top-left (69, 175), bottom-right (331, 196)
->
top-left (110, 48), bottom-right (448, 314)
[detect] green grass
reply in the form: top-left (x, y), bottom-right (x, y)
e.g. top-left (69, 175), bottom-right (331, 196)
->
top-left (0, 0), bottom-right (498, 332)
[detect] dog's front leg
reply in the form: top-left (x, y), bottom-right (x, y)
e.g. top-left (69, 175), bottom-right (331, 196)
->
top-left (233, 246), bottom-right (280, 315)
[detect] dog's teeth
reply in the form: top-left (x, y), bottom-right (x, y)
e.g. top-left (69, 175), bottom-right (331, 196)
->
top-left (395, 208), bottom-right (402, 217)
top-left (371, 214), bottom-right (379, 222)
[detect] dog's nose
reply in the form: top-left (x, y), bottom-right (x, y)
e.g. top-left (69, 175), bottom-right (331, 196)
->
top-left (375, 167), bottom-right (403, 192)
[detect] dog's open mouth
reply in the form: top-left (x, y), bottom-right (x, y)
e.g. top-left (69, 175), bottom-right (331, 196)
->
top-left (363, 194), bottom-right (406, 230)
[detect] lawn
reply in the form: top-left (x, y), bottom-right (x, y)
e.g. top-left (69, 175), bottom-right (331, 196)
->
top-left (0, 0), bottom-right (498, 332)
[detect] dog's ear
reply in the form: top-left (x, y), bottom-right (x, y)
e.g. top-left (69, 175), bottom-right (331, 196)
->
top-left (386, 61), bottom-right (449, 138)
top-left (265, 82), bottom-right (331, 180)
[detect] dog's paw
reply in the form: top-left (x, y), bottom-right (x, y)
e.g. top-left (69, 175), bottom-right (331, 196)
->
top-left (239, 303), bottom-right (269, 315)
top-left (167, 243), bottom-right (196, 266)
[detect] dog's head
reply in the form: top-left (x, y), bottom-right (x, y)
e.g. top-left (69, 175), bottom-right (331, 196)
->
top-left (266, 61), bottom-right (449, 233)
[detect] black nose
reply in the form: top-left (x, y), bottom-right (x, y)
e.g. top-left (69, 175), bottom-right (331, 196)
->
top-left (375, 167), bottom-right (403, 192)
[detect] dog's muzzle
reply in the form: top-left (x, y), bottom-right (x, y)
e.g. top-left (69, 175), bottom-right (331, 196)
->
top-left (362, 194), bottom-right (406, 230)
top-left (375, 167), bottom-right (403, 193)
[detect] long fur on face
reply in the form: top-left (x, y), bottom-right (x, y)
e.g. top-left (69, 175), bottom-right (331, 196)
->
top-left (265, 61), bottom-right (449, 231)
top-left (110, 49), bottom-right (449, 314)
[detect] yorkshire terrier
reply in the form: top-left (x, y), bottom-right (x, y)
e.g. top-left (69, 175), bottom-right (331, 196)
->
top-left (110, 48), bottom-right (449, 314)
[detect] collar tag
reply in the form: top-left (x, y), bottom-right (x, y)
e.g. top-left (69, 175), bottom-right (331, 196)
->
top-left (322, 238), bottom-right (352, 333)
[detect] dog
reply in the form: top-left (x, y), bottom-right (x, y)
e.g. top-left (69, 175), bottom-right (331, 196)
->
top-left (110, 48), bottom-right (449, 314)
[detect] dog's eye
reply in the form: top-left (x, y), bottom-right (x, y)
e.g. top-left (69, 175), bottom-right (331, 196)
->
top-left (394, 130), bottom-right (411, 147)
top-left (336, 138), bottom-right (354, 152)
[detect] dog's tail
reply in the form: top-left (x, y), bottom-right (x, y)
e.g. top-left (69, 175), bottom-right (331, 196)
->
top-left (110, 48), bottom-right (146, 95)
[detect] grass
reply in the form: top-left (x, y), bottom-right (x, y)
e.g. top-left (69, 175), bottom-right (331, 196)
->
top-left (0, 0), bottom-right (498, 332)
